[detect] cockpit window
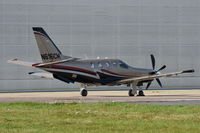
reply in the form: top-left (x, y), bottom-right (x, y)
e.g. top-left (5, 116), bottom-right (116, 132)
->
top-left (119, 61), bottom-right (129, 69)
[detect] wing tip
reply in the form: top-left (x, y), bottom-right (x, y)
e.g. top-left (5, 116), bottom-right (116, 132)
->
top-left (182, 69), bottom-right (195, 73)
top-left (7, 58), bottom-right (18, 63)
top-left (28, 72), bottom-right (34, 75)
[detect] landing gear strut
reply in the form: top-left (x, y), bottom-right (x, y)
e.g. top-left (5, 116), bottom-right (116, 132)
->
top-left (128, 83), bottom-right (145, 96)
top-left (128, 83), bottom-right (137, 96)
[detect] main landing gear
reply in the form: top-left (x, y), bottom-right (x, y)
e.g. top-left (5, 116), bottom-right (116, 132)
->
top-left (80, 84), bottom-right (88, 97)
top-left (81, 89), bottom-right (88, 96)
top-left (79, 84), bottom-right (145, 97)
top-left (128, 83), bottom-right (145, 96)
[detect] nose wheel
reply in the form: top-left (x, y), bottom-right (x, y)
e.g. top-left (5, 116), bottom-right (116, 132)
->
top-left (137, 90), bottom-right (145, 96)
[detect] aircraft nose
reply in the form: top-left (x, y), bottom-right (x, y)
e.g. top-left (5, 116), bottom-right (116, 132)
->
top-left (149, 70), bottom-right (157, 75)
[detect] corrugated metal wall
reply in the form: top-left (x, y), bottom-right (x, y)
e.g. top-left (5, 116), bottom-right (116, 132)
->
top-left (0, 0), bottom-right (199, 90)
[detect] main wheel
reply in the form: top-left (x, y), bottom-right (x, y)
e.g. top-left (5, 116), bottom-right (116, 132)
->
top-left (128, 89), bottom-right (135, 96)
top-left (137, 91), bottom-right (145, 96)
top-left (81, 89), bottom-right (88, 97)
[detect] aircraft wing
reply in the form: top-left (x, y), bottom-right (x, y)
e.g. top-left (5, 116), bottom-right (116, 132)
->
top-left (28, 72), bottom-right (53, 79)
top-left (7, 59), bottom-right (34, 67)
top-left (117, 69), bottom-right (195, 84)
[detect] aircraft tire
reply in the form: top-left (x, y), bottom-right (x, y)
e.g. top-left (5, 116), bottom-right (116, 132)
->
top-left (128, 89), bottom-right (135, 96)
top-left (81, 89), bottom-right (88, 97)
top-left (137, 90), bottom-right (145, 96)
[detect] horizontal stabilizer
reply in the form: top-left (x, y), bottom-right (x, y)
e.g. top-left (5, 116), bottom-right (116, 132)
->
top-left (32, 58), bottom-right (79, 67)
top-left (7, 59), bottom-right (33, 67)
top-left (28, 72), bottom-right (53, 79)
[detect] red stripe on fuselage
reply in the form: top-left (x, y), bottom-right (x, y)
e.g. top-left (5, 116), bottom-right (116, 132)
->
top-left (52, 65), bottom-right (97, 76)
top-left (32, 63), bottom-right (40, 66)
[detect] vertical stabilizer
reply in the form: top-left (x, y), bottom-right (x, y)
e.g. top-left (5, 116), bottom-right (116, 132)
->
top-left (32, 27), bottom-right (70, 63)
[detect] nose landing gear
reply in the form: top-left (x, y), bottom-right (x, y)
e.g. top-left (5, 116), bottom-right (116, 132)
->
top-left (137, 90), bottom-right (145, 96)
top-left (128, 83), bottom-right (145, 96)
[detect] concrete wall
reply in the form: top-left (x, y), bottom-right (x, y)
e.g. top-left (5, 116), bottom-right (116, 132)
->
top-left (0, 0), bottom-right (199, 90)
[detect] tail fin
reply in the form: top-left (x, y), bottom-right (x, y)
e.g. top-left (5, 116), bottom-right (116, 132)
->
top-left (33, 27), bottom-right (69, 63)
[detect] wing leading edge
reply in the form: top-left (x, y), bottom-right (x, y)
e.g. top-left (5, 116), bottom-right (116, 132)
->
top-left (117, 69), bottom-right (195, 84)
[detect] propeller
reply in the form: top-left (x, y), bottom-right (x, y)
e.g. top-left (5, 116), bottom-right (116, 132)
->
top-left (150, 54), bottom-right (155, 70)
top-left (146, 54), bottom-right (166, 90)
top-left (156, 78), bottom-right (162, 88)
top-left (157, 65), bottom-right (166, 72)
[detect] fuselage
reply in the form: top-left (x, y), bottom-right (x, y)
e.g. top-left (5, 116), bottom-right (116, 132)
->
top-left (36, 58), bottom-right (155, 86)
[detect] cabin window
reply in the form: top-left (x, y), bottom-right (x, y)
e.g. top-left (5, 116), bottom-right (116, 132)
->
top-left (112, 62), bottom-right (117, 67)
top-left (105, 62), bottom-right (110, 67)
top-left (98, 62), bottom-right (103, 68)
top-left (91, 62), bottom-right (95, 69)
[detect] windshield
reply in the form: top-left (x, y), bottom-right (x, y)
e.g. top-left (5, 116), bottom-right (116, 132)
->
top-left (119, 61), bottom-right (129, 69)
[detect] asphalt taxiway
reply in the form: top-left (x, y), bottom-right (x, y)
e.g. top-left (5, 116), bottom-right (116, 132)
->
top-left (0, 89), bottom-right (200, 105)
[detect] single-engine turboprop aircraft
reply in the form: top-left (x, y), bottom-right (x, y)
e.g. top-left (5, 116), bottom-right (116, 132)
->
top-left (8, 27), bottom-right (194, 96)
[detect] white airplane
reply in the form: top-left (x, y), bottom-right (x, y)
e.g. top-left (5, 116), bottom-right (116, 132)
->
top-left (8, 27), bottom-right (194, 96)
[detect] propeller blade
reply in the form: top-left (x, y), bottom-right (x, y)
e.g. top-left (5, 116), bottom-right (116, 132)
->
top-left (157, 65), bottom-right (166, 72)
top-left (150, 54), bottom-right (155, 70)
top-left (146, 82), bottom-right (152, 90)
top-left (156, 78), bottom-right (162, 88)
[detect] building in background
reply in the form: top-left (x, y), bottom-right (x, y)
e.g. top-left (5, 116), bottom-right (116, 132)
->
top-left (0, 0), bottom-right (199, 90)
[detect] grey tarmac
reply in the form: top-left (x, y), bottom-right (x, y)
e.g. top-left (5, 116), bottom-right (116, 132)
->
top-left (0, 89), bottom-right (200, 105)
